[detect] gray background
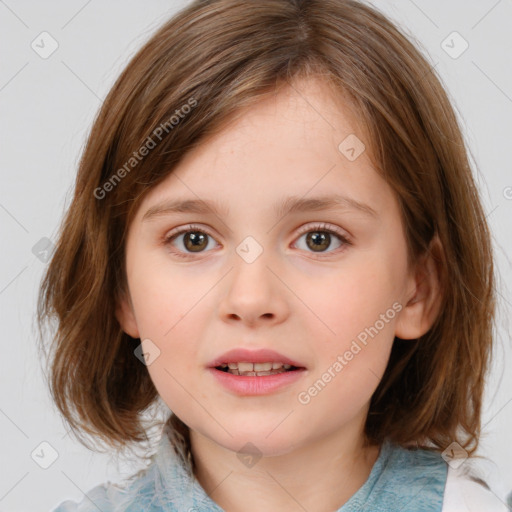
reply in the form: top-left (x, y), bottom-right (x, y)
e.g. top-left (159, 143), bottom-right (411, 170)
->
top-left (0, 1), bottom-right (511, 510)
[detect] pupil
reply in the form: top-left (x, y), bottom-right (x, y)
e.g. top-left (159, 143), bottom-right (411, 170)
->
top-left (307, 232), bottom-right (330, 252)
top-left (185, 232), bottom-right (207, 252)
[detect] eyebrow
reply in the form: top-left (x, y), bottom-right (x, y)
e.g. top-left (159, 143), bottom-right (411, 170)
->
top-left (142, 194), bottom-right (378, 222)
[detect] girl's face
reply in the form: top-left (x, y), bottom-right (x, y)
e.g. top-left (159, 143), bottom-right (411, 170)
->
top-left (117, 77), bottom-right (426, 457)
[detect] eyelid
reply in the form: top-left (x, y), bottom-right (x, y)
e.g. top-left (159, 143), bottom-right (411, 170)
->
top-left (164, 222), bottom-right (350, 241)
top-left (164, 223), bottom-right (215, 242)
top-left (295, 221), bottom-right (350, 241)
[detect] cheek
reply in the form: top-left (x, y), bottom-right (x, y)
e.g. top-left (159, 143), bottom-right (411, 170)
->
top-left (303, 254), bottom-right (404, 341)
top-left (126, 257), bottom-right (211, 402)
top-left (141, 305), bottom-right (206, 417)
top-left (131, 274), bottom-right (203, 369)
top-left (297, 286), bottom-right (398, 425)
top-left (127, 252), bottom-right (206, 338)
top-left (294, 245), bottom-right (404, 398)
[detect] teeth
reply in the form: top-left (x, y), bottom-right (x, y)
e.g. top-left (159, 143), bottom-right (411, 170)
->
top-left (234, 368), bottom-right (286, 376)
top-left (217, 361), bottom-right (299, 377)
top-left (220, 362), bottom-right (292, 371)
top-left (238, 362), bottom-right (253, 372)
top-left (254, 362), bottom-right (272, 371)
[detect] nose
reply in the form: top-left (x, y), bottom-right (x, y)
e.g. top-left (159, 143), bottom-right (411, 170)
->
top-left (217, 250), bottom-right (290, 328)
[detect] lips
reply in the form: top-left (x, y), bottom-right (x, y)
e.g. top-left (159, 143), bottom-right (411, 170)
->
top-left (207, 348), bottom-right (306, 369)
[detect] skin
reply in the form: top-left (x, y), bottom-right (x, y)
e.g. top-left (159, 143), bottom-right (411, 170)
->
top-left (116, 76), bottom-right (442, 512)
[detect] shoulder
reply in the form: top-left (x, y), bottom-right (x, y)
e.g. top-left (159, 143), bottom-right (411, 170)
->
top-left (50, 464), bottom-right (161, 512)
top-left (50, 429), bottom-right (206, 512)
top-left (343, 441), bottom-right (448, 511)
top-left (442, 465), bottom-right (509, 512)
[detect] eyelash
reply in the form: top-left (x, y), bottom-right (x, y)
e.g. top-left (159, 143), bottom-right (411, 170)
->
top-left (163, 222), bottom-right (351, 259)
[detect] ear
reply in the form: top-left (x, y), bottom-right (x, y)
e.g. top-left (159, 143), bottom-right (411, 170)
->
top-left (395, 234), bottom-right (445, 340)
top-left (115, 290), bottom-right (140, 339)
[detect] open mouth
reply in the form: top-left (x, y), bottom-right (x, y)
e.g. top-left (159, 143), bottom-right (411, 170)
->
top-left (215, 362), bottom-right (302, 377)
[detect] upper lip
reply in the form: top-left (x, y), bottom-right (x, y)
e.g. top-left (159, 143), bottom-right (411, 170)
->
top-left (207, 348), bottom-right (306, 368)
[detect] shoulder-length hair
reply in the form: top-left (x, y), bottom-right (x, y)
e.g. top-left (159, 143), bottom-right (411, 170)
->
top-left (38, 0), bottom-right (495, 460)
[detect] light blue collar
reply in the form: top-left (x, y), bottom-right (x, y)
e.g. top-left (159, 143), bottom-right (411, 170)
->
top-left (132, 429), bottom-right (447, 511)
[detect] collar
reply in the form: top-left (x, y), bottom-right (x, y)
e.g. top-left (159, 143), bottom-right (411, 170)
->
top-left (145, 427), bottom-right (446, 511)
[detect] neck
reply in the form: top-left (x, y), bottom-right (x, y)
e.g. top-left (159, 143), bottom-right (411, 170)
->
top-left (189, 423), bottom-right (380, 512)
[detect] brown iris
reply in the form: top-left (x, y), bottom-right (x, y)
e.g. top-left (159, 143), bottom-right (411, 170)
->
top-left (183, 231), bottom-right (208, 252)
top-left (306, 231), bottom-right (331, 252)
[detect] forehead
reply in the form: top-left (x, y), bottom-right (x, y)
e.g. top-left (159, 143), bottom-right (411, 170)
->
top-left (135, 76), bottom-right (391, 222)
top-left (204, 76), bottom-right (368, 156)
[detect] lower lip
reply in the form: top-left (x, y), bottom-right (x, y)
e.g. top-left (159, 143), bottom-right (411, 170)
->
top-left (207, 368), bottom-right (307, 395)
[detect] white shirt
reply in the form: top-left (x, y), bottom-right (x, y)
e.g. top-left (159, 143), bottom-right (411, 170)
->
top-left (442, 465), bottom-right (509, 512)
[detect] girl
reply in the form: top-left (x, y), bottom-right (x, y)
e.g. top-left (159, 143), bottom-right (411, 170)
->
top-left (38, 0), bottom-right (507, 510)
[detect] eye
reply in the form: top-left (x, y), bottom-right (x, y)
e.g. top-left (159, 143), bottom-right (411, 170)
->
top-left (163, 222), bottom-right (351, 259)
top-left (163, 224), bottom-right (219, 258)
top-left (293, 223), bottom-right (351, 255)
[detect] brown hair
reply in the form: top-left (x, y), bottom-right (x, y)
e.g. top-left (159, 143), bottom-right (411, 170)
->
top-left (37, 0), bottom-right (496, 463)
